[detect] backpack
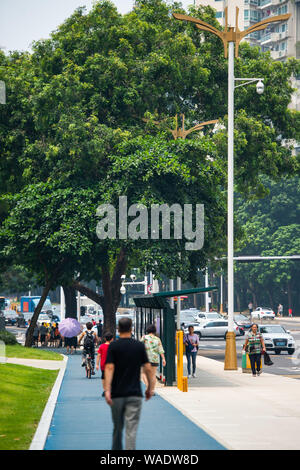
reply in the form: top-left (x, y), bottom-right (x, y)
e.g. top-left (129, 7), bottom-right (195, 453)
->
top-left (84, 330), bottom-right (94, 350)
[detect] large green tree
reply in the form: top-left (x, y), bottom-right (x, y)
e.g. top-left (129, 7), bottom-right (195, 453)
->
top-left (1, 0), bottom-right (300, 336)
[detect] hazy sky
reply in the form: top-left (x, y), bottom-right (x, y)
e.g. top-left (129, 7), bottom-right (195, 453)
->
top-left (0, 0), bottom-right (192, 52)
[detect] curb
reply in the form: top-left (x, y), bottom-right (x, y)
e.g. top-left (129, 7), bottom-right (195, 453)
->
top-left (29, 354), bottom-right (68, 450)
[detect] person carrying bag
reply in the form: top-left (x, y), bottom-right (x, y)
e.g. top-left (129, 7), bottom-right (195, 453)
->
top-left (243, 323), bottom-right (266, 377)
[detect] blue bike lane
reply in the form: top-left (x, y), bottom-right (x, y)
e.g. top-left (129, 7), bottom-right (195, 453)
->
top-left (44, 353), bottom-right (226, 450)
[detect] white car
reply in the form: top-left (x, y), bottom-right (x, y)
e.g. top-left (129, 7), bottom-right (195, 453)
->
top-left (178, 309), bottom-right (200, 328)
top-left (38, 313), bottom-right (52, 323)
top-left (251, 307), bottom-right (275, 320)
top-left (196, 311), bottom-right (223, 323)
top-left (185, 319), bottom-right (242, 339)
top-left (259, 324), bottom-right (295, 355)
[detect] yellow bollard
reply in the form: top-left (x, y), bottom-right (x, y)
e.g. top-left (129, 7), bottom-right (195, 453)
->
top-left (182, 376), bottom-right (188, 392)
top-left (176, 331), bottom-right (188, 392)
top-left (242, 351), bottom-right (262, 373)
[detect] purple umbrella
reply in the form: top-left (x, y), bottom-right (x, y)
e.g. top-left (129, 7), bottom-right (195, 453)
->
top-left (58, 318), bottom-right (81, 338)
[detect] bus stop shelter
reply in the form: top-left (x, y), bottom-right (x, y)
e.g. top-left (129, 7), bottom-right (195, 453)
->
top-left (133, 286), bottom-right (218, 386)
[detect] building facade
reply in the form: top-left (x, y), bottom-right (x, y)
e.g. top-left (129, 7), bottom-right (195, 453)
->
top-left (197, 0), bottom-right (300, 61)
top-left (197, 0), bottom-right (300, 112)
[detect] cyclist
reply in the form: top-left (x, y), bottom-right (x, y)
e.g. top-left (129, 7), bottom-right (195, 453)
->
top-left (78, 322), bottom-right (98, 375)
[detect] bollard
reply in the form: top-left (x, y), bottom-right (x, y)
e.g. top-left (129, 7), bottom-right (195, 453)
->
top-left (242, 351), bottom-right (262, 373)
top-left (176, 331), bottom-right (188, 392)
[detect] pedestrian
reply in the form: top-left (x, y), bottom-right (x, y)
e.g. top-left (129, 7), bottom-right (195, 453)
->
top-left (54, 323), bottom-right (61, 347)
top-left (183, 325), bottom-right (199, 378)
top-left (277, 304), bottom-right (283, 317)
top-left (33, 323), bottom-right (40, 347)
top-left (104, 317), bottom-right (154, 451)
top-left (96, 332), bottom-right (114, 397)
top-left (64, 335), bottom-right (78, 354)
top-left (288, 308), bottom-right (292, 318)
top-left (141, 324), bottom-right (166, 392)
top-left (78, 322), bottom-right (98, 374)
top-left (97, 319), bottom-right (103, 341)
top-left (39, 322), bottom-right (48, 346)
top-left (243, 323), bottom-right (266, 377)
top-left (248, 302), bottom-right (253, 316)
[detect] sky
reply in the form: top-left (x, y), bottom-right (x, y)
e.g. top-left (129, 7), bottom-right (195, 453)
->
top-left (0, 0), bottom-right (192, 52)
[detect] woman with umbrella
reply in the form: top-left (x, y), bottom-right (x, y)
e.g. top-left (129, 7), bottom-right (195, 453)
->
top-left (58, 318), bottom-right (82, 354)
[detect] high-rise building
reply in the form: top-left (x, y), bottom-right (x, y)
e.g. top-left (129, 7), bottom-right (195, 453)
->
top-left (197, 1), bottom-right (300, 61)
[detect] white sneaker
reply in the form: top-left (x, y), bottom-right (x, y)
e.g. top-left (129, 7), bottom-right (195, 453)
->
top-left (188, 374), bottom-right (192, 378)
top-left (192, 374), bottom-right (197, 378)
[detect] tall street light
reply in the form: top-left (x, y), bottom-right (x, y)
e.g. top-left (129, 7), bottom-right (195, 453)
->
top-left (143, 113), bottom-right (218, 331)
top-left (173, 6), bottom-right (290, 370)
top-left (143, 113), bottom-right (218, 140)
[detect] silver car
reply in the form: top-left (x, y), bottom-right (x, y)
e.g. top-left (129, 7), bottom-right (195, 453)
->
top-left (196, 311), bottom-right (223, 323)
top-left (185, 319), bottom-right (242, 339)
top-left (259, 324), bottom-right (295, 355)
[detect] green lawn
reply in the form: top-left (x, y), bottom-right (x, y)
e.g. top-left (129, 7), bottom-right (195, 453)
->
top-left (5, 344), bottom-right (63, 361)
top-left (0, 363), bottom-right (58, 450)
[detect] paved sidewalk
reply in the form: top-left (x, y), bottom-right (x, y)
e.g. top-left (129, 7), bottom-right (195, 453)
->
top-left (155, 355), bottom-right (300, 450)
top-left (44, 353), bottom-right (225, 450)
top-left (4, 357), bottom-right (64, 370)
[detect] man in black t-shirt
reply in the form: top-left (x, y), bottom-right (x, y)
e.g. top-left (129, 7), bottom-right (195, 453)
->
top-left (104, 317), bottom-right (154, 450)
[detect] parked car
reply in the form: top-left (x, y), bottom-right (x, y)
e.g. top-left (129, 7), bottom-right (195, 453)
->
top-left (178, 309), bottom-right (200, 327)
top-left (38, 313), bottom-right (52, 323)
top-left (4, 310), bottom-right (18, 326)
top-left (234, 314), bottom-right (252, 331)
top-left (196, 311), bottom-right (223, 323)
top-left (251, 307), bottom-right (275, 320)
top-left (15, 314), bottom-right (27, 328)
top-left (185, 319), bottom-right (242, 339)
top-left (259, 324), bottom-right (295, 355)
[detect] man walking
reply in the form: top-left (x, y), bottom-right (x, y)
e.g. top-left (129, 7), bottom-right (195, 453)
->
top-left (97, 319), bottom-right (103, 341)
top-left (104, 317), bottom-right (154, 450)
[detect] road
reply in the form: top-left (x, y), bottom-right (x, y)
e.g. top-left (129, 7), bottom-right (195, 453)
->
top-left (6, 319), bottom-right (300, 379)
top-left (197, 320), bottom-right (300, 380)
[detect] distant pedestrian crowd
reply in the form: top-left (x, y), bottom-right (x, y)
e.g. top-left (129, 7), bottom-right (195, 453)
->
top-left (25, 320), bottom-right (62, 348)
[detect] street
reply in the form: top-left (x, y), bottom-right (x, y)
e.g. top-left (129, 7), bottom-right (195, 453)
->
top-left (8, 318), bottom-right (300, 379)
top-left (197, 320), bottom-right (300, 379)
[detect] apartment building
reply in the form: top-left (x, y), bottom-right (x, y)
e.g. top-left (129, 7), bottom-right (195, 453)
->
top-left (197, 1), bottom-right (300, 61)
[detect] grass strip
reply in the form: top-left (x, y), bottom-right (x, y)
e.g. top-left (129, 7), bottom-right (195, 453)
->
top-left (0, 363), bottom-right (58, 450)
top-left (5, 344), bottom-right (63, 361)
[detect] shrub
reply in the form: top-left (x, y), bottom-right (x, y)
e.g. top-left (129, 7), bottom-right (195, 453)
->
top-left (0, 330), bottom-right (18, 345)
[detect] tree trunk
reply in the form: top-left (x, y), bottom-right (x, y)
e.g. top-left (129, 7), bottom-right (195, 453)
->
top-left (287, 281), bottom-right (292, 312)
top-left (73, 248), bottom-right (127, 337)
top-left (236, 290), bottom-right (241, 313)
top-left (267, 288), bottom-right (274, 311)
top-left (25, 280), bottom-right (53, 347)
top-left (63, 285), bottom-right (77, 319)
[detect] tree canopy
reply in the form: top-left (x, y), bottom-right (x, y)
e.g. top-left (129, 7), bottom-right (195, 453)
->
top-left (0, 0), bottom-right (299, 336)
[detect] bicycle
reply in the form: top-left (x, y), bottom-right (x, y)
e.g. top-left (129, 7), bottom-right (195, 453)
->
top-left (85, 352), bottom-right (92, 379)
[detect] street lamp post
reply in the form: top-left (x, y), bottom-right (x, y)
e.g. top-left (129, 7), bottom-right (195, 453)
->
top-left (173, 6), bottom-right (290, 370)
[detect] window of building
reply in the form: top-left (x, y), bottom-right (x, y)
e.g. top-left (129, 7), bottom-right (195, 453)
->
top-left (216, 11), bottom-right (223, 18)
top-left (280, 41), bottom-right (287, 50)
top-left (244, 10), bottom-right (249, 19)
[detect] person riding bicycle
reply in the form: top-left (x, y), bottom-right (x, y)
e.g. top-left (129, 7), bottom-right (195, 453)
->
top-left (78, 322), bottom-right (98, 375)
